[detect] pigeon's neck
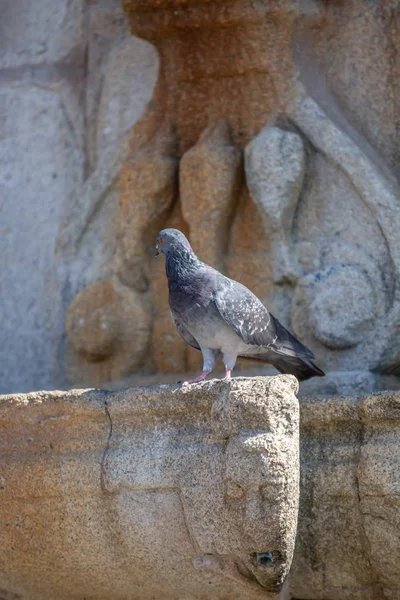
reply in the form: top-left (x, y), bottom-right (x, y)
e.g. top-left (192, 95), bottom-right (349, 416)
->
top-left (165, 247), bottom-right (202, 282)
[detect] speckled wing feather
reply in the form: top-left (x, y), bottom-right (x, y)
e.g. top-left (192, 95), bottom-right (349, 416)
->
top-left (214, 277), bottom-right (315, 359)
top-left (170, 309), bottom-right (200, 350)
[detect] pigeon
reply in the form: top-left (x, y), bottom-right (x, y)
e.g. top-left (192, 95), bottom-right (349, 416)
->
top-left (156, 228), bottom-right (324, 384)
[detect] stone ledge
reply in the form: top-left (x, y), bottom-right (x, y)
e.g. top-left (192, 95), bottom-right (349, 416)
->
top-left (2, 376), bottom-right (400, 599)
top-left (291, 389), bottom-right (400, 600)
top-left (0, 376), bottom-right (299, 600)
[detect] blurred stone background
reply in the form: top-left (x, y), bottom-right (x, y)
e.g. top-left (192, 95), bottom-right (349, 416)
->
top-left (2, 0), bottom-right (400, 394)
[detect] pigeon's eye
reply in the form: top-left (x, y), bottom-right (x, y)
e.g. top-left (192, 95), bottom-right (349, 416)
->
top-left (158, 238), bottom-right (163, 244)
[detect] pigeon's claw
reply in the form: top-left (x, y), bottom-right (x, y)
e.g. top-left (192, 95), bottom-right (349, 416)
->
top-left (224, 369), bottom-right (232, 380)
top-left (181, 370), bottom-right (210, 385)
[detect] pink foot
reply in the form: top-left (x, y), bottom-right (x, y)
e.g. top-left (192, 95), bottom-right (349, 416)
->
top-left (181, 371), bottom-right (210, 385)
top-left (224, 369), bottom-right (232, 380)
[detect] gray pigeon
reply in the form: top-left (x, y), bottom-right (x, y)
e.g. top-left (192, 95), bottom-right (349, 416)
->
top-left (156, 228), bottom-right (324, 384)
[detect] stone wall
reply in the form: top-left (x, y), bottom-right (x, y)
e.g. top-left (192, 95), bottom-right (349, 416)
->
top-left (2, 0), bottom-right (400, 395)
top-left (0, 0), bottom-right (86, 393)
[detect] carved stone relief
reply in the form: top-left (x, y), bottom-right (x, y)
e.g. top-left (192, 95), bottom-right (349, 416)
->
top-left (61, 0), bottom-right (400, 389)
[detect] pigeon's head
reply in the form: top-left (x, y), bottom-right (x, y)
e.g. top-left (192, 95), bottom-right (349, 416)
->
top-left (155, 229), bottom-right (193, 257)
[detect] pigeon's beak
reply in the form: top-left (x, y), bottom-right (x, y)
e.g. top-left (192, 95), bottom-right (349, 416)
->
top-left (155, 244), bottom-right (160, 257)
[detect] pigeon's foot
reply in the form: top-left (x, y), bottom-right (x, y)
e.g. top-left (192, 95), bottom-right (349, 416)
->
top-left (181, 371), bottom-right (210, 386)
top-left (224, 369), bottom-right (232, 380)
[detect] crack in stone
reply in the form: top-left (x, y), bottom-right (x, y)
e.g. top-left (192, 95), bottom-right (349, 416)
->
top-left (354, 408), bottom-right (386, 597)
top-left (178, 490), bottom-right (201, 555)
top-left (360, 512), bottom-right (388, 524)
top-left (100, 398), bottom-right (113, 493)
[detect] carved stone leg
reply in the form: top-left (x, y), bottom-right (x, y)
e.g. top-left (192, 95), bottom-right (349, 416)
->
top-left (180, 119), bottom-right (241, 271)
top-left (245, 126), bottom-right (305, 285)
top-left (115, 124), bottom-right (179, 292)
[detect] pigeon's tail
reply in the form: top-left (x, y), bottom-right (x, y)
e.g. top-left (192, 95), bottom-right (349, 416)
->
top-left (271, 354), bottom-right (325, 381)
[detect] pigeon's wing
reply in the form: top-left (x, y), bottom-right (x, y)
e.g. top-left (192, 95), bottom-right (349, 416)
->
top-left (170, 309), bottom-right (201, 351)
top-left (214, 277), bottom-right (314, 359)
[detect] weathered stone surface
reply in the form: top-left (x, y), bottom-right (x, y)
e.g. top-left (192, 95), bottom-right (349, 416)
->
top-left (85, 2), bottom-right (159, 172)
top-left (245, 126), bottom-right (304, 285)
top-left (180, 119), bottom-right (242, 270)
top-left (55, 7), bottom-right (159, 389)
top-left (0, 83), bottom-right (84, 394)
top-left (117, 0), bottom-right (400, 387)
top-left (94, 37), bottom-right (158, 168)
top-left (115, 125), bottom-right (179, 292)
top-left (299, 370), bottom-right (378, 398)
top-left (57, 14), bottom-right (158, 267)
top-left (65, 278), bottom-right (151, 386)
top-left (0, 376), bottom-right (300, 599)
top-left (290, 390), bottom-right (400, 600)
top-left (85, 3), bottom-right (133, 169)
top-left (297, 1), bottom-right (400, 179)
top-left (287, 84), bottom-right (400, 376)
top-left (0, 0), bottom-right (85, 68)
top-left (299, 265), bottom-right (377, 350)
top-left (2, 376), bottom-right (400, 600)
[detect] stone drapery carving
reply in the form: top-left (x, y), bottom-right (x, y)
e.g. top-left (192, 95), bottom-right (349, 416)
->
top-left (56, 13), bottom-right (159, 386)
top-left (180, 119), bottom-right (242, 271)
top-left (245, 127), bottom-right (304, 287)
top-left (245, 84), bottom-right (400, 376)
